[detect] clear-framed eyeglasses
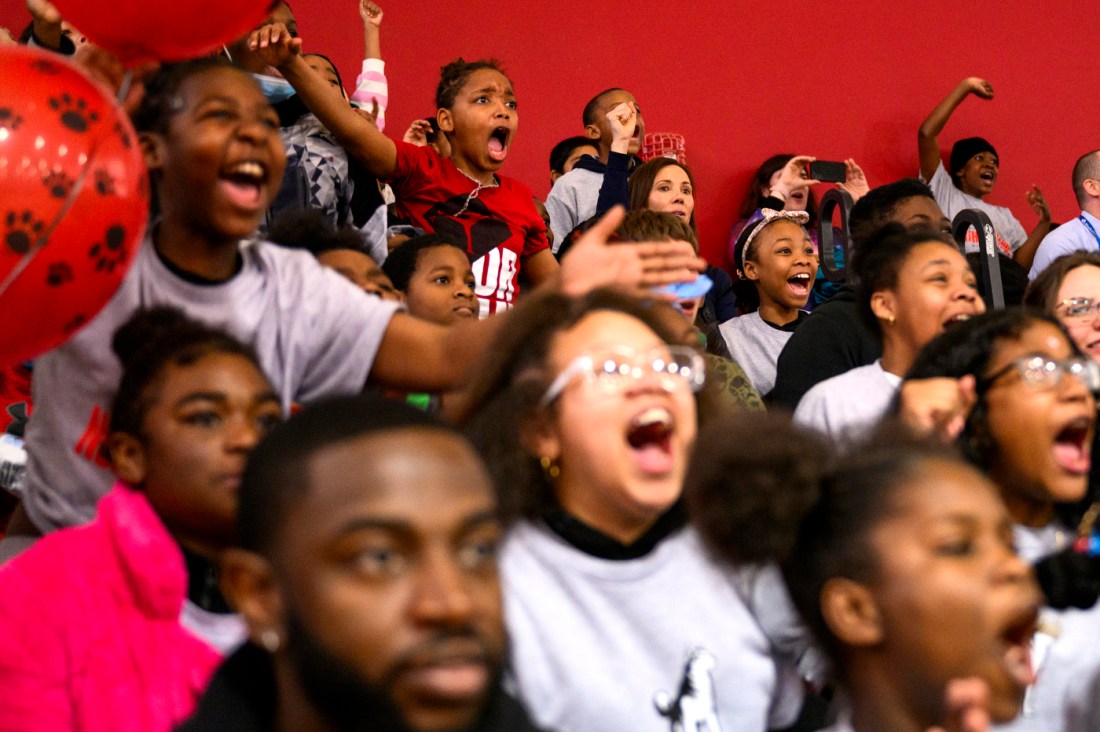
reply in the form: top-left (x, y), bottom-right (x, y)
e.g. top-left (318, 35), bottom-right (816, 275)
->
top-left (1056, 297), bottom-right (1100, 325)
top-left (980, 355), bottom-right (1100, 393)
top-left (539, 345), bottom-right (706, 408)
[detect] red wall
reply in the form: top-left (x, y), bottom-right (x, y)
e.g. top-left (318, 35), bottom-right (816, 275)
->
top-left (5, 1), bottom-right (1098, 267)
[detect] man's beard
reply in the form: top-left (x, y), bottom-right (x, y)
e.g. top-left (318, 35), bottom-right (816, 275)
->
top-left (283, 607), bottom-right (504, 732)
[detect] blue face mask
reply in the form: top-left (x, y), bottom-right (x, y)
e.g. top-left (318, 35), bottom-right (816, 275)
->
top-left (252, 73), bottom-right (296, 104)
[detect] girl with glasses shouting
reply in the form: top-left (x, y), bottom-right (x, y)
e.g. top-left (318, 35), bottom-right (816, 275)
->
top-left (459, 289), bottom-right (810, 732)
top-left (897, 309), bottom-right (1100, 731)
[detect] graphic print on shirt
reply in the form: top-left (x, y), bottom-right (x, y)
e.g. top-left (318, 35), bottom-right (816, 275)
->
top-left (653, 647), bottom-right (723, 732)
top-left (424, 195), bottom-right (516, 316)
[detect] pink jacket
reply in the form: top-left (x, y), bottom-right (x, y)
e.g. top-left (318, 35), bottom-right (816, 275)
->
top-left (0, 483), bottom-right (223, 731)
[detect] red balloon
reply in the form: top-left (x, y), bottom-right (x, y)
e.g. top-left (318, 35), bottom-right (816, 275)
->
top-left (51, 0), bottom-right (272, 65)
top-left (0, 45), bottom-right (148, 368)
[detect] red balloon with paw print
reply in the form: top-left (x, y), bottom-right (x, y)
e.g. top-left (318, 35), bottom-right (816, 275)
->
top-left (0, 45), bottom-right (147, 367)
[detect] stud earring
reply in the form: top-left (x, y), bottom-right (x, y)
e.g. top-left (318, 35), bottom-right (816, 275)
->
top-left (260, 629), bottom-right (281, 653)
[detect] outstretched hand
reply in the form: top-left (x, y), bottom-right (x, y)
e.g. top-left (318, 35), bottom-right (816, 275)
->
top-left (359, 0), bottom-right (383, 27)
top-left (837, 158), bottom-right (870, 201)
top-left (1026, 184), bottom-right (1051, 222)
top-left (771, 155), bottom-right (819, 200)
top-left (560, 207), bottom-right (706, 298)
top-left (247, 22), bottom-right (303, 70)
top-left (403, 118), bottom-right (433, 147)
top-left (962, 77), bottom-right (994, 100)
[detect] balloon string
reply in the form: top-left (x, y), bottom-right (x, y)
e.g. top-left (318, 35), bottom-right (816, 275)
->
top-left (0, 134), bottom-right (101, 300)
top-left (117, 70), bottom-right (134, 105)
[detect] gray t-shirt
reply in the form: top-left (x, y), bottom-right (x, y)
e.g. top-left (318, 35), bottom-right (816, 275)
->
top-left (793, 360), bottom-right (901, 442)
top-left (718, 311), bottom-right (796, 396)
top-left (546, 167), bottom-right (603, 251)
top-left (501, 522), bottom-right (804, 732)
top-left (23, 237), bottom-right (401, 533)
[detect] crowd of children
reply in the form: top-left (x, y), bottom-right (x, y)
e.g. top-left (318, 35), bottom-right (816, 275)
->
top-left (1, 1), bottom-right (1099, 731)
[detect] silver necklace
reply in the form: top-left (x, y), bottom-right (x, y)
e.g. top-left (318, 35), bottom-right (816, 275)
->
top-left (455, 166), bottom-right (499, 216)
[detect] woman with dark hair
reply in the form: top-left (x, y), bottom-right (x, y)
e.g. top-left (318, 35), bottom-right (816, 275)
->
top-left (622, 157), bottom-right (737, 324)
top-left (899, 309), bottom-right (1100, 731)
top-left (794, 224), bottom-right (983, 441)
top-left (459, 289), bottom-right (806, 732)
top-left (687, 414), bottom-right (1041, 732)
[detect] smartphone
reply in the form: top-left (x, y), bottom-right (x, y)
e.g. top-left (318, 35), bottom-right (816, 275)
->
top-left (808, 160), bottom-right (847, 184)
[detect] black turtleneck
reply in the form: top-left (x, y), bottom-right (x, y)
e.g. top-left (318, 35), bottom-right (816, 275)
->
top-left (542, 501), bottom-right (686, 560)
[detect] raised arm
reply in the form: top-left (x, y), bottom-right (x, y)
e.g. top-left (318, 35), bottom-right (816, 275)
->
top-left (918, 77), bottom-right (994, 181)
top-left (360, 1), bottom-right (382, 60)
top-left (351, 2), bottom-right (388, 130)
top-left (595, 101), bottom-right (637, 214)
top-left (248, 22), bottom-right (397, 179)
top-left (25, 0), bottom-right (67, 51)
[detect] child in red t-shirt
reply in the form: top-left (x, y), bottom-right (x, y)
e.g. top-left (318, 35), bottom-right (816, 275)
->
top-left (249, 26), bottom-right (556, 316)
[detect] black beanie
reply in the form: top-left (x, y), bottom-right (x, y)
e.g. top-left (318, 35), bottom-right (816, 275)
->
top-left (949, 137), bottom-right (998, 185)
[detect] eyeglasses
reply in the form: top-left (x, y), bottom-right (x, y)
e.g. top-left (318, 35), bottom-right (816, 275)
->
top-left (1056, 297), bottom-right (1100, 325)
top-left (980, 355), bottom-right (1100, 393)
top-left (538, 345), bottom-right (706, 407)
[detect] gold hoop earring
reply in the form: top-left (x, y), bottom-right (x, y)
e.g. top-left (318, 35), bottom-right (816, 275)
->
top-left (539, 456), bottom-right (560, 480)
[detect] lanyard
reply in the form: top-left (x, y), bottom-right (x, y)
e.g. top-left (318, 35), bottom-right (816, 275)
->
top-left (1080, 214), bottom-right (1100, 251)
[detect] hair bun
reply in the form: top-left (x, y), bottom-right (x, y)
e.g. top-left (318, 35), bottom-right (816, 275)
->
top-left (111, 306), bottom-right (202, 369)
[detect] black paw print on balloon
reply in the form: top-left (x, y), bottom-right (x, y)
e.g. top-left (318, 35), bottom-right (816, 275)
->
top-left (30, 59), bottom-right (61, 75)
top-left (48, 93), bottom-right (99, 133)
top-left (46, 262), bottom-right (73, 287)
top-left (0, 108), bottom-right (23, 132)
top-left (88, 225), bottom-right (127, 274)
top-left (42, 171), bottom-right (74, 199)
top-left (4, 210), bottom-right (45, 255)
top-left (94, 169), bottom-right (116, 196)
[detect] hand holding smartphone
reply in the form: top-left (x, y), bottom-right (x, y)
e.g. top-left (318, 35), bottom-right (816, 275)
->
top-left (808, 160), bottom-right (847, 184)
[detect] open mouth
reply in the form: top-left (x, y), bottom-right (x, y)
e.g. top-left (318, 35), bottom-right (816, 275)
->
top-left (626, 407), bottom-right (675, 475)
top-left (980, 171), bottom-right (996, 185)
top-left (943, 312), bottom-right (974, 329)
top-left (787, 272), bottom-right (812, 298)
top-left (220, 159), bottom-right (269, 210)
top-left (668, 207), bottom-right (688, 220)
top-left (488, 127), bottom-right (509, 163)
top-left (999, 605), bottom-right (1038, 690)
top-left (1052, 415), bottom-right (1093, 475)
